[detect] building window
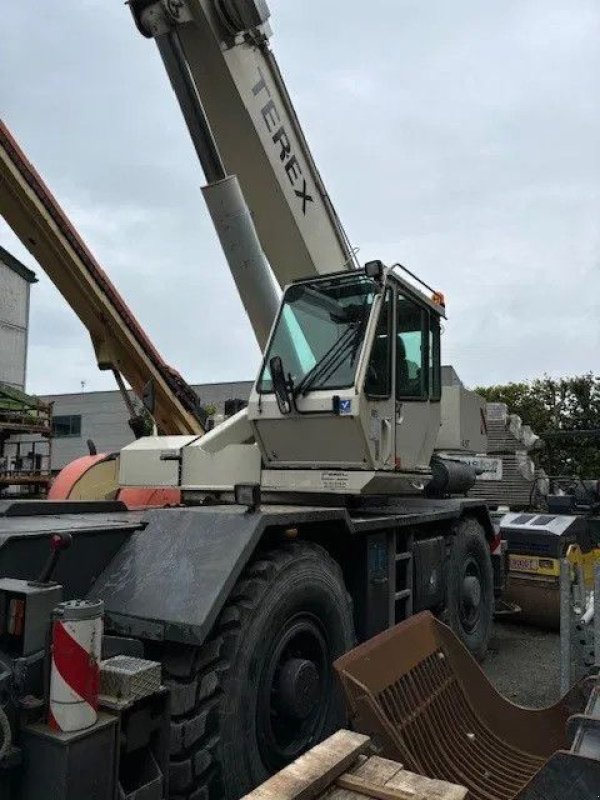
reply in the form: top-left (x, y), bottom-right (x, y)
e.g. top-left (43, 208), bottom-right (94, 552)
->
top-left (53, 415), bottom-right (81, 438)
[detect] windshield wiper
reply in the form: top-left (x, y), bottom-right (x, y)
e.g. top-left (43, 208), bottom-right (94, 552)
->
top-left (294, 307), bottom-right (370, 398)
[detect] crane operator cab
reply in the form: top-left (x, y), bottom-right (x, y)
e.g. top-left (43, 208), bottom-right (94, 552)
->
top-left (119, 261), bottom-right (451, 499)
top-left (247, 261), bottom-right (446, 496)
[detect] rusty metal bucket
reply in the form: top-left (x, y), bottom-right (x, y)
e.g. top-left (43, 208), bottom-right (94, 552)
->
top-left (334, 612), bottom-right (590, 800)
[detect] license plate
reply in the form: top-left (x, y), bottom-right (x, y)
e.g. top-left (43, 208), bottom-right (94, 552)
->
top-left (511, 557), bottom-right (538, 573)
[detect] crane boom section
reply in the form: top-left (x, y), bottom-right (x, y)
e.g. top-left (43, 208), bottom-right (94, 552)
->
top-left (131, 0), bottom-right (355, 286)
top-left (0, 119), bottom-right (205, 436)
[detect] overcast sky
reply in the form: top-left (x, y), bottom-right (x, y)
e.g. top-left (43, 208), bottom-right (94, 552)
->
top-left (2, 0), bottom-right (599, 395)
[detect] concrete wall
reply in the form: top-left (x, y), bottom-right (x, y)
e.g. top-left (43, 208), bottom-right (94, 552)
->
top-left (41, 381), bottom-right (253, 470)
top-left (0, 260), bottom-right (31, 390)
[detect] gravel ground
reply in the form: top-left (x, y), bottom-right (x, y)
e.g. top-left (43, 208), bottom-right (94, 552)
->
top-left (482, 620), bottom-right (561, 708)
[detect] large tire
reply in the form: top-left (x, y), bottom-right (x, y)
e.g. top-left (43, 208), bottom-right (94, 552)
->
top-left (162, 541), bottom-right (355, 800)
top-left (445, 517), bottom-right (494, 661)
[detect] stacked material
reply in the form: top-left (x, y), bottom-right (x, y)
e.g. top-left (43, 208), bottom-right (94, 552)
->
top-left (243, 730), bottom-right (467, 800)
top-left (468, 403), bottom-right (544, 510)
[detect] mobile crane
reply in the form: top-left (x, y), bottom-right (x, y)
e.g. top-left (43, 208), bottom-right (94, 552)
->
top-left (0, 3), bottom-right (503, 799)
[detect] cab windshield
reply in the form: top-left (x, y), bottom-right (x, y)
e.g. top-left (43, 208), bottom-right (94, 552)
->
top-left (258, 274), bottom-right (377, 395)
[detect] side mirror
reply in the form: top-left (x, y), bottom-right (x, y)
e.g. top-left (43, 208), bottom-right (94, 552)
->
top-left (365, 259), bottom-right (385, 283)
top-left (269, 356), bottom-right (292, 415)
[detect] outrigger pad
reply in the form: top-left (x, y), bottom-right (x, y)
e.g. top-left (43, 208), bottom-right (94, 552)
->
top-left (334, 612), bottom-right (591, 800)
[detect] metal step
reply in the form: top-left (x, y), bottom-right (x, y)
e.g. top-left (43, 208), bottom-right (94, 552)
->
top-left (393, 544), bottom-right (413, 623)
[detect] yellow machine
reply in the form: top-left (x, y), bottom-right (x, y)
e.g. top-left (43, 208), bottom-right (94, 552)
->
top-left (501, 510), bottom-right (600, 628)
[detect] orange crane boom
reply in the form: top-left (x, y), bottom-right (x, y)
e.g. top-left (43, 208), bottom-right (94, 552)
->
top-left (0, 118), bottom-right (205, 436)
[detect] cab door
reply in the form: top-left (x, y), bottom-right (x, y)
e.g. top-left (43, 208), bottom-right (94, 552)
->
top-left (362, 288), bottom-right (396, 469)
top-left (394, 291), bottom-right (442, 471)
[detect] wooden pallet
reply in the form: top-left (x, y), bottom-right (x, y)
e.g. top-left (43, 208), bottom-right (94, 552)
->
top-left (243, 730), bottom-right (467, 800)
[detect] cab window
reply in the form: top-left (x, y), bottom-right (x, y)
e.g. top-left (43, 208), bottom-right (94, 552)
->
top-left (396, 293), bottom-right (428, 400)
top-left (364, 290), bottom-right (392, 398)
top-left (429, 315), bottom-right (441, 401)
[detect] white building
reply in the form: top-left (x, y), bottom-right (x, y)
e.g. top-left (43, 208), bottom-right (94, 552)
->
top-left (0, 245), bottom-right (37, 390)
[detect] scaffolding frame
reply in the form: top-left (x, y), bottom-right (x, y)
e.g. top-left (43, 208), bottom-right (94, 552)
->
top-left (0, 383), bottom-right (53, 496)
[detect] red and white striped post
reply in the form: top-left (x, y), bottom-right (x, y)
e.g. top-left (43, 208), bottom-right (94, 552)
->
top-left (49, 599), bottom-right (104, 733)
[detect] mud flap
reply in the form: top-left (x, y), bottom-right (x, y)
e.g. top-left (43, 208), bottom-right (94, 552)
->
top-left (88, 507), bottom-right (268, 646)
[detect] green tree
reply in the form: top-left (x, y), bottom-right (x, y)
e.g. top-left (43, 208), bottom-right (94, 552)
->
top-left (475, 374), bottom-right (600, 478)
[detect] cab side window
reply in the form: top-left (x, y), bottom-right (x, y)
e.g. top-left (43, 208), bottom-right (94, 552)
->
top-left (365, 290), bottom-right (392, 398)
top-left (429, 315), bottom-right (441, 401)
top-left (396, 293), bottom-right (428, 400)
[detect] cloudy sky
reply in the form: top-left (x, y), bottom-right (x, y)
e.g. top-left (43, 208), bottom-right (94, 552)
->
top-left (2, 0), bottom-right (599, 395)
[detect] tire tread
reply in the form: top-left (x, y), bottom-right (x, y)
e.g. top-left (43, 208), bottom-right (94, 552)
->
top-left (162, 541), bottom-right (349, 799)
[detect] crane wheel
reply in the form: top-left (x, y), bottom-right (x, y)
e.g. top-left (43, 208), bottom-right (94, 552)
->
top-left (445, 517), bottom-right (494, 661)
top-left (161, 541), bottom-right (355, 800)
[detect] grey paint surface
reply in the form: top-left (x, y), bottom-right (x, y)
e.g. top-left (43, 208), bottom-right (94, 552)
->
top-left (88, 498), bottom-right (491, 647)
top-left (0, 510), bottom-right (142, 599)
top-left (0, 249), bottom-right (35, 391)
top-left (19, 714), bottom-right (118, 800)
top-left (88, 504), bottom-right (350, 645)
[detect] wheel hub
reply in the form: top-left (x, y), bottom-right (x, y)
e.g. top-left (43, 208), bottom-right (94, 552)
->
top-left (462, 575), bottom-right (482, 609)
top-left (275, 658), bottom-right (320, 720)
top-left (459, 557), bottom-right (483, 633)
top-left (257, 615), bottom-right (331, 771)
